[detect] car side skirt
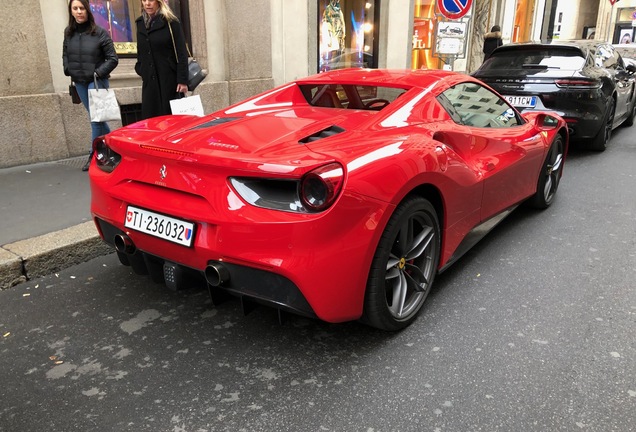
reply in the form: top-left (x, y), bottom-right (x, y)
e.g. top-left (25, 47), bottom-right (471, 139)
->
top-left (440, 205), bottom-right (518, 273)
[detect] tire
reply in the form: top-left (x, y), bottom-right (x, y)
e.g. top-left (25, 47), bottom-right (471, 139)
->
top-left (623, 97), bottom-right (636, 127)
top-left (528, 134), bottom-right (565, 209)
top-left (362, 196), bottom-right (440, 331)
top-left (588, 96), bottom-right (615, 152)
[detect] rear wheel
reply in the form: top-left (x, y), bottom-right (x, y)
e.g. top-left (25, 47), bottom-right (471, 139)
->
top-left (588, 97), bottom-right (615, 152)
top-left (528, 134), bottom-right (565, 209)
top-left (623, 97), bottom-right (636, 127)
top-left (362, 197), bottom-right (440, 331)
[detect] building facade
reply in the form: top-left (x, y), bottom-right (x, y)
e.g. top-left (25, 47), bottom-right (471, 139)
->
top-left (0, 0), bottom-right (560, 168)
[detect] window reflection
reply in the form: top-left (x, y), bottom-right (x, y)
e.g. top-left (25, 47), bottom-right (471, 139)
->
top-left (90, 0), bottom-right (185, 56)
top-left (439, 83), bottom-right (521, 128)
top-left (318, 0), bottom-right (378, 72)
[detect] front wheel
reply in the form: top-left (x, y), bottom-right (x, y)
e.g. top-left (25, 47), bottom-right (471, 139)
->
top-left (623, 97), bottom-right (636, 127)
top-left (527, 134), bottom-right (565, 209)
top-left (362, 197), bottom-right (440, 331)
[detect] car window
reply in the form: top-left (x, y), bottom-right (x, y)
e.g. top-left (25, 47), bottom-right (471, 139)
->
top-left (481, 48), bottom-right (586, 70)
top-left (299, 84), bottom-right (407, 110)
top-left (596, 45), bottom-right (620, 69)
top-left (438, 83), bottom-right (521, 128)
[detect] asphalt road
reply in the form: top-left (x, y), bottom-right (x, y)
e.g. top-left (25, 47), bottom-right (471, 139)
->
top-left (1, 127), bottom-right (635, 431)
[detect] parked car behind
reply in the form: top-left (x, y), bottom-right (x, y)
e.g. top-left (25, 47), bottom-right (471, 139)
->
top-left (473, 40), bottom-right (636, 151)
top-left (613, 43), bottom-right (636, 67)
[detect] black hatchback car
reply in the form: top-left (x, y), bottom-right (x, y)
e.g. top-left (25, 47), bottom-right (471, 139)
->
top-left (473, 40), bottom-right (636, 151)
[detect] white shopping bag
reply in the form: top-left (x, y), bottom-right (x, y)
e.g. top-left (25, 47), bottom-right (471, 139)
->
top-left (170, 94), bottom-right (204, 116)
top-left (88, 88), bottom-right (121, 122)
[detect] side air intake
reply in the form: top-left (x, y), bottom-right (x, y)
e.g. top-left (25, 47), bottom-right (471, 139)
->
top-left (299, 125), bottom-right (345, 143)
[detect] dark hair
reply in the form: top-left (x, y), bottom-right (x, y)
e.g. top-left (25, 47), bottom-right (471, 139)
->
top-left (491, 25), bottom-right (501, 32)
top-left (65, 0), bottom-right (97, 37)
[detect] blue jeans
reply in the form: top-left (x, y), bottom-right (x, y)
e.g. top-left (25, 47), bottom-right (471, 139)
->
top-left (75, 78), bottom-right (112, 152)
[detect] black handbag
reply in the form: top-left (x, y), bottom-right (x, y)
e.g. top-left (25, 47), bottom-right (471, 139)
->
top-left (69, 82), bottom-right (81, 104)
top-left (187, 58), bottom-right (206, 91)
top-left (168, 22), bottom-right (207, 92)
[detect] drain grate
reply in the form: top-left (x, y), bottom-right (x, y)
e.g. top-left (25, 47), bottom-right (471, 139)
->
top-left (55, 156), bottom-right (89, 169)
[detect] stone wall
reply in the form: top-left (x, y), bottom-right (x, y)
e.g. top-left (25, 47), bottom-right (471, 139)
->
top-left (0, 0), bottom-right (274, 169)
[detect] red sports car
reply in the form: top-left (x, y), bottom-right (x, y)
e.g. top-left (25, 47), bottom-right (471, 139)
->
top-left (90, 69), bottom-right (567, 331)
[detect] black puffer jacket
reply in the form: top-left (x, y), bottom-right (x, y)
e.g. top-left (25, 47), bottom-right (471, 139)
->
top-left (63, 24), bottom-right (118, 83)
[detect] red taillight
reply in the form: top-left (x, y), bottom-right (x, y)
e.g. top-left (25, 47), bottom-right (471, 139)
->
top-left (300, 163), bottom-right (344, 212)
top-left (555, 79), bottom-right (601, 89)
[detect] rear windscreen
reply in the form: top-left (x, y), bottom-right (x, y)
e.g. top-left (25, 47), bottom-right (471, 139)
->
top-left (482, 49), bottom-right (586, 70)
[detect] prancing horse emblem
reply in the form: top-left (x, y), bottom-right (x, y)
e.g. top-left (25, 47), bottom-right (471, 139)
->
top-left (160, 165), bottom-right (167, 180)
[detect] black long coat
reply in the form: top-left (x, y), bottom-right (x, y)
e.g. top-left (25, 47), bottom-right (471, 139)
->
top-left (135, 15), bottom-right (188, 119)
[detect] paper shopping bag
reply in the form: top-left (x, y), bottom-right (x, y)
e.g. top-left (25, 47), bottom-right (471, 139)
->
top-left (88, 85), bottom-right (121, 122)
top-left (170, 94), bottom-right (204, 117)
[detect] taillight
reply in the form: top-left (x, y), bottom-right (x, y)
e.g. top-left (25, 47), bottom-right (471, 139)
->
top-left (555, 79), bottom-right (601, 89)
top-left (92, 137), bottom-right (121, 173)
top-left (299, 163), bottom-right (344, 212)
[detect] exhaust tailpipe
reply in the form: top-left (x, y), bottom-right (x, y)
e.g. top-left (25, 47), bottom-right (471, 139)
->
top-left (114, 234), bottom-right (136, 255)
top-left (205, 262), bottom-right (230, 286)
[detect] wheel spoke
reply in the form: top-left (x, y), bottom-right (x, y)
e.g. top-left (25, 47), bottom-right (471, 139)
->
top-left (404, 262), bottom-right (428, 292)
top-left (405, 226), bottom-right (433, 261)
top-left (552, 153), bottom-right (563, 171)
top-left (543, 175), bottom-right (553, 198)
top-left (386, 254), bottom-right (400, 272)
top-left (389, 272), bottom-right (408, 317)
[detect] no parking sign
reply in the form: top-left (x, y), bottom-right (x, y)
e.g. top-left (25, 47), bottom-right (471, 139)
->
top-left (436, 0), bottom-right (473, 20)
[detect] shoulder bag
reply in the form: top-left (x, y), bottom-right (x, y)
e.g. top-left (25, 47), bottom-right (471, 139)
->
top-left (69, 81), bottom-right (81, 104)
top-left (168, 22), bottom-right (207, 92)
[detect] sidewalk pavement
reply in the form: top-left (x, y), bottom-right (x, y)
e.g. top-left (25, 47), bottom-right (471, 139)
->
top-left (0, 157), bottom-right (112, 289)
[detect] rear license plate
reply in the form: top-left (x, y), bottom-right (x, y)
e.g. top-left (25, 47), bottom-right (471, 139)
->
top-left (503, 95), bottom-right (537, 108)
top-left (124, 206), bottom-right (195, 247)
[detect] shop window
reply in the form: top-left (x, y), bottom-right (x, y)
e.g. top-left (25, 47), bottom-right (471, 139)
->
top-left (411, 0), bottom-right (441, 70)
top-left (91, 0), bottom-right (191, 57)
top-left (317, 0), bottom-right (380, 72)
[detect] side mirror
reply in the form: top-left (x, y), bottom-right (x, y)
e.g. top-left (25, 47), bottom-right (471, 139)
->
top-left (522, 112), bottom-right (560, 130)
top-left (626, 63), bottom-right (636, 74)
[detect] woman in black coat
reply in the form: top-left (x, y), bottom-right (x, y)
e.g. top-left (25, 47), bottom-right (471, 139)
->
top-left (135, 0), bottom-right (189, 119)
top-left (63, 0), bottom-right (118, 170)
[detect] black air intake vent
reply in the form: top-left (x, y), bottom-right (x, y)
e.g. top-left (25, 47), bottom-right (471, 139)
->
top-left (299, 125), bottom-right (345, 143)
top-left (192, 117), bottom-right (242, 130)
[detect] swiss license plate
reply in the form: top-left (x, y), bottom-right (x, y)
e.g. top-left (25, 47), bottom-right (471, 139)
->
top-left (503, 95), bottom-right (537, 108)
top-left (124, 206), bottom-right (195, 247)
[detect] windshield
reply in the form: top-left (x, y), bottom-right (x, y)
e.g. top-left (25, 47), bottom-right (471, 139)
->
top-left (482, 48), bottom-right (586, 70)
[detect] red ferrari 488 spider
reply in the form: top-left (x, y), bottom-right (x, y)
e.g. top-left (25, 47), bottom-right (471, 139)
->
top-left (90, 69), bottom-right (567, 331)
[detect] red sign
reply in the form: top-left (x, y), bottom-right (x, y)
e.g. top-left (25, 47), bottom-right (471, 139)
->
top-left (437, 0), bottom-right (473, 20)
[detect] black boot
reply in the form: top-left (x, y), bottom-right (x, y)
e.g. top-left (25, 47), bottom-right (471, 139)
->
top-left (81, 151), bottom-right (93, 172)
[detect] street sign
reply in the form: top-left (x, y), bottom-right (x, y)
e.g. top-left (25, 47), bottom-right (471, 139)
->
top-left (436, 0), bottom-right (473, 20)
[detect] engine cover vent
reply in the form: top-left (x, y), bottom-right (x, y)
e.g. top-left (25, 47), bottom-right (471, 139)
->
top-left (299, 125), bottom-right (346, 143)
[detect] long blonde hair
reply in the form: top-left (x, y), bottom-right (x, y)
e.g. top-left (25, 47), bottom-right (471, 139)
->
top-left (144, 0), bottom-right (178, 22)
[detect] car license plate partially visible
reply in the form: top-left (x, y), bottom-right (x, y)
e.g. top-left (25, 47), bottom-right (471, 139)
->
top-left (124, 206), bottom-right (195, 247)
top-left (504, 95), bottom-right (537, 108)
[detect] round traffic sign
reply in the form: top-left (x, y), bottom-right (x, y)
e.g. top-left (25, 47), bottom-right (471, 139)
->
top-left (437, 0), bottom-right (473, 20)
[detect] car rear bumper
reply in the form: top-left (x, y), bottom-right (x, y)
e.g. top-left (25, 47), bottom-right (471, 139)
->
top-left (95, 217), bottom-right (318, 319)
top-left (90, 180), bottom-right (391, 323)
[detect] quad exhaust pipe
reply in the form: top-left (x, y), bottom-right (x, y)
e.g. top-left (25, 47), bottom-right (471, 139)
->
top-left (114, 234), bottom-right (136, 255)
top-left (205, 262), bottom-right (230, 286)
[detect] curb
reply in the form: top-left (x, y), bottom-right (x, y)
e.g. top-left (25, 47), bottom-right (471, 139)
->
top-left (0, 221), bottom-right (112, 290)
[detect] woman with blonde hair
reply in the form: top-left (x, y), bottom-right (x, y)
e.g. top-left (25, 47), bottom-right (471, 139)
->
top-left (135, 0), bottom-right (188, 119)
